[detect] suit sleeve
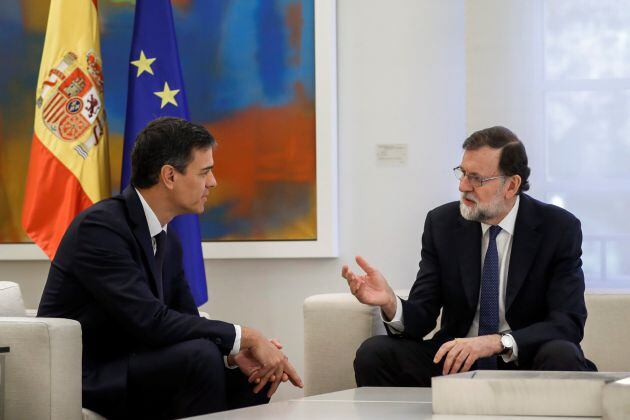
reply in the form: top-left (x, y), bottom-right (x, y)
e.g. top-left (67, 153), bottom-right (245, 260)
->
top-left (397, 210), bottom-right (443, 340)
top-left (73, 212), bottom-right (236, 354)
top-left (166, 233), bottom-right (202, 316)
top-left (510, 217), bottom-right (587, 362)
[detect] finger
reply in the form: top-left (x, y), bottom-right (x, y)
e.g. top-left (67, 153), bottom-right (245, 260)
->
top-left (355, 255), bottom-right (374, 274)
top-left (462, 355), bottom-right (476, 373)
top-left (352, 279), bottom-right (365, 296)
top-left (248, 363), bottom-right (273, 383)
top-left (341, 265), bottom-right (349, 277)
top-left (283, 360), bottom-right (303, 388)
top-left (433, 340), bottom-right (456, 364)
top-left (443, 345), bottom-right (463, 375)
top-left (449, 349), bottom-right (469, 374)
top-left (270, 338), bottom-right (283, 349)
top-left (267, 367), bottom-right (284, 397)
top-left (253, 366), bottom-right (277, 393)
top-left (282, 373), bottom-right (289, 382)
top-left (442, 345), bottom-right (463, 375)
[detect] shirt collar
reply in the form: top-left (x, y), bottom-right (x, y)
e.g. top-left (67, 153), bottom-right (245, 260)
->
top-left (481, 195), bottom-right (520, 236)
top-left (135, 188), bottom-right (167, 238)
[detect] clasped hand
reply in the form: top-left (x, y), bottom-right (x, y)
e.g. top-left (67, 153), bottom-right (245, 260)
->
top-left (433, 335), bottom-right (502, 375)
top-left (234, 333), bottom-right (302, 398)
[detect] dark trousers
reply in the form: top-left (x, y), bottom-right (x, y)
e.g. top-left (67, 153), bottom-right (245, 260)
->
top-left (124, 338), bottom-right (269, 419)
top-left (354, 335), bottom-right (597, 387)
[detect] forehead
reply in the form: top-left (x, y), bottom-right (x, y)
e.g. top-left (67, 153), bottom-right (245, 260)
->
top-left (460, 146), bottom-right (501, 174)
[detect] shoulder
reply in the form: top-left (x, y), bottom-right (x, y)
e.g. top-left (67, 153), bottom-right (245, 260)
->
top-left (426, 200), bottom-right (462, 225)
top-left (63, 195), bottom-right (131, 243)
top-left (519, 194), bottom-right (580, 229)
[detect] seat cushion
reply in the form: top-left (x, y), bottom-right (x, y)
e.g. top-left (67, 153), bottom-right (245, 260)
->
top-left (0, 281), bottom-right (27, 316)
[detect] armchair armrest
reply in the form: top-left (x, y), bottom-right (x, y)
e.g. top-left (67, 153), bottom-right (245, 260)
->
top-left (0, 317), bottom-right (82, 420)
top-left (303, 293), bottom-right (382, 396)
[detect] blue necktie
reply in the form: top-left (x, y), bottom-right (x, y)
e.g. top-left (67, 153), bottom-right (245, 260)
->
top-left (477, 225), bottom-right (501, 369)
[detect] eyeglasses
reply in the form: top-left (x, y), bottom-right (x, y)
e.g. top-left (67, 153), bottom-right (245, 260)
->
top-left (453, 166), bottom-right (506, 188)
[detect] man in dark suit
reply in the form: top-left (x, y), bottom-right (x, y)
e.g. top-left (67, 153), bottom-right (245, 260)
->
top-left (38, 117), bottom-right (302, 419)
top-left (342, 126), bottom-right (596, 387)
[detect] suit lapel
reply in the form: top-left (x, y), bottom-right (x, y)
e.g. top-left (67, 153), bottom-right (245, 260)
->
top-left (455, 218), bottom-right (482, 309)
top-left (506, 194), bottom-right (542, 311)
top-left (123, 186), bottom-right (162, 299)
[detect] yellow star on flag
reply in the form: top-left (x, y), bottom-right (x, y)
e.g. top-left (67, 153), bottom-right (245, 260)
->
top-left (130, 50), bottom-right (156, 77)
top-left (154, 82), bottom-right (180, 108)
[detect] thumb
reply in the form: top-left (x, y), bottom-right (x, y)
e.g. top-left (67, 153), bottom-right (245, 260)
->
top-left (355, 255), bottom-right (375, 274)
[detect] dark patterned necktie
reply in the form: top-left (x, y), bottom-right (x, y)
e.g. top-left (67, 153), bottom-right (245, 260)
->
top-left (154, 231), bottom-right (166, 302)
top-left (477, 225), bottom-right (501, 369)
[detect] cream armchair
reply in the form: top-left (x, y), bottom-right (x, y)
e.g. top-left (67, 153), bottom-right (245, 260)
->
top-left (303, 291), bottom-right (630, 396)
top-left (0, 281), bottom-right (104, 420)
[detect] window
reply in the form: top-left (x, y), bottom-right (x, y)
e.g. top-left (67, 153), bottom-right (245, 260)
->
top-left (543, 0), bottom-right (630, 290)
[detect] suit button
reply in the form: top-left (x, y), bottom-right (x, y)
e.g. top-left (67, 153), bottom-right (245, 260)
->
top-left (215, 338), bottom-right (222, 345)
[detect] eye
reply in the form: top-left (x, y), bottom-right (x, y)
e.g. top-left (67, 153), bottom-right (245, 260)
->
top-left (469, 174), bottom-right (482, 184)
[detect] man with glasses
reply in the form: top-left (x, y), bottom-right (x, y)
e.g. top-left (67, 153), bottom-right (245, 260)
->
top-left (343, 126), bottom-right (596, 387)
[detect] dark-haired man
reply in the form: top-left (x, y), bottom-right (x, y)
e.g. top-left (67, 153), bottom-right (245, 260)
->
top-left (343, 126), bottom-right (596, 388)
top-left (39, 117), bottom-right (302, 419)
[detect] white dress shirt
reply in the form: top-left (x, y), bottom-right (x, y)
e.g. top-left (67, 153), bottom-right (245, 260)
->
top-left (135, 189), bottom-right (241, 361)
top-left (384, 196), bottom-right (521, 362)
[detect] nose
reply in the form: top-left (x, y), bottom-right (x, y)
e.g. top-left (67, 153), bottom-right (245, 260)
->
top-left (459, 175), bottom-right (473, 193)
top-left (206, 171), bottom-right (217, 189)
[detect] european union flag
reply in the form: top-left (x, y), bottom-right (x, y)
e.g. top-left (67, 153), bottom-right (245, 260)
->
top-left (121, 0), bottom-right (208, 306)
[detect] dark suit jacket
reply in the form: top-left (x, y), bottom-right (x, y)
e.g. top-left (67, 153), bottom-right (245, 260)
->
top-left (398, 193), bottom-right (587, 365)
top-left (38, 186), bottom-right (235, 418)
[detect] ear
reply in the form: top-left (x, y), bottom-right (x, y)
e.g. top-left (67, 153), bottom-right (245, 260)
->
top-left (505, 175), bottom-right (522, 199)
top-left (160, 165), bottom-right (177, 190)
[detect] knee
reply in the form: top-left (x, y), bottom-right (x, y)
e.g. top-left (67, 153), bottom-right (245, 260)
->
top-left (532, 340), bottom-right (583, 370)
top-left (354, 335), bottom-right (396, 374)
top-left (181, 338), bottom-right (224, 375)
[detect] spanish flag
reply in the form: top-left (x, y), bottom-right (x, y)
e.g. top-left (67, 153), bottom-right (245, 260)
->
top-left (22, 0), bottom-right (110, 259)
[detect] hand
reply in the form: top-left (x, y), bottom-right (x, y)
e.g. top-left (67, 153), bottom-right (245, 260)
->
top-left (342, 256), bottom-right (397, 319)
top-left (433, 335), bottom-right (503, 375)
top-left (242, 329), bottom-right (303, 397)
top-left (233, 339), bottom-right (289, 384)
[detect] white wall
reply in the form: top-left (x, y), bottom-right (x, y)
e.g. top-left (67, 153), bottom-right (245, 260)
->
top-left (1, 0), bottom-right (466, 402)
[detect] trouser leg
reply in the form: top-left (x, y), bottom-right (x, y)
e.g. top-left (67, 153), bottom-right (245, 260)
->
top-left (127, 338), bottom-right (227, 419)
top-left (354, 335), bottom-right (443, 387)
top-left (529, 340), bottom-right (597, 371)
top-left (225, 365), bottom-right (271, 409)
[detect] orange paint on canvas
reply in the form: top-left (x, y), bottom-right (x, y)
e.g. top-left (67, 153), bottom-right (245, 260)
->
top-left (206, 82), bottom-right (315, 219)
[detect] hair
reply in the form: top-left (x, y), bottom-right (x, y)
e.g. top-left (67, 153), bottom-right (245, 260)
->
top-left (462, 126), bottom-right (530, 193)
top-left (131, 117), bottom-right (216, 189)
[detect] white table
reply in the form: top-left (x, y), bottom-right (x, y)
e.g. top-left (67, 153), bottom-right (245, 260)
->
top-left (188, 387), bottom-right (599, 419)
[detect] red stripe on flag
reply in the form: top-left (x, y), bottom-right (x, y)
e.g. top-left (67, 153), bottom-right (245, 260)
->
top-left (43, 93), bottom-right (61, 116)
top-left (22, 134), bottom-right (93, 259)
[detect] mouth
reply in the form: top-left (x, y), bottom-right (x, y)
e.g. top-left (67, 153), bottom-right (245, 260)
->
top-left (461, 195), bottom-right (477, 207)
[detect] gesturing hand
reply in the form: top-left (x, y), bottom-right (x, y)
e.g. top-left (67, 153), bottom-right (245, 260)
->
top-left (342, 256), bottom-right (397, 319)
top-left (433, 335), bottom-right (503, 375)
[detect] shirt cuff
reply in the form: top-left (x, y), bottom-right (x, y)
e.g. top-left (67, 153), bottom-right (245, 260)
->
top-left (224, 324), bottom-right (242, 369)
top-left (381, 296), bottom-right (405, 333)
top-left (500, 333), bottom-right (519, 363)
top-left (230, 324), bottom-right (241, 355)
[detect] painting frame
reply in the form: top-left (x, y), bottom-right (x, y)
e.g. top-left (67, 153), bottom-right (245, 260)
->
top-left (1, 0), bottom-right (337, 261)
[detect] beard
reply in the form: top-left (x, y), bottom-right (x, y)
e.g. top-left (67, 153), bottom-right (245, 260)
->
top-left (459, 189), bottom-right (509, 223)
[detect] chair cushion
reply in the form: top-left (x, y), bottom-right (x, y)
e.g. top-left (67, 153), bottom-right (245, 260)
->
top-left (0, 281), bottom-right (26, 316)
